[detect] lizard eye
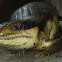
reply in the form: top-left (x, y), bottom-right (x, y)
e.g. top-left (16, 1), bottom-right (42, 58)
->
top-left (20, 21), bottom-right (36, 30)
top-left (12, 24), bottom-right (21, 30)
top-left (12, 21), bottom-right (36, 30)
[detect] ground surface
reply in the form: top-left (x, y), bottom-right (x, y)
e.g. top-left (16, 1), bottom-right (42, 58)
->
top-left (0, 46), bottom-right (62, 62)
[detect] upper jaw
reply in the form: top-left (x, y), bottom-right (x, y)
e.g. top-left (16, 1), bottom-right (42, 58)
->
top-left (0, 33), bottom-right (32, 40)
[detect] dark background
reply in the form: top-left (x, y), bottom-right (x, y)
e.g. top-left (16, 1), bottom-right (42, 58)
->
top-left (0, 0), bottom-right (47, 23)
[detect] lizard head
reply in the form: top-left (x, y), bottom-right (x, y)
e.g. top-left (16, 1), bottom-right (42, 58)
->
top-left (0, 21), bottom-right (39, 50)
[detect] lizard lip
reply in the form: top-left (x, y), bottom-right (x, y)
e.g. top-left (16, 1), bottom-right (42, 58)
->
top-left (0, 34), bottom-right (32, 40)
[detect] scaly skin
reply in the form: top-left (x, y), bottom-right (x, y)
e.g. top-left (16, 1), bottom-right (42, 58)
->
top-left (0, 2), bottom-right (62, 55)
top-left (0, 21), bottom-right (39, 50)
top-left (0, 13), bottom-right (62, 56)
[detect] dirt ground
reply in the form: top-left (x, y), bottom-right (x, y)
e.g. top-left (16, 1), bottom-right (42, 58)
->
top-left (0, 46), bottom-right (62, 62)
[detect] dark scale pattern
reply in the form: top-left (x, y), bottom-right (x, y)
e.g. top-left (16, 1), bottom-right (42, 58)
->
top-left (39, 12), bottom-right (53, 31)
top-left (39, 18), bottom-right (46, 31)
top-left (12, 21), bottom-right (36, 30)
top-left (34, 43), bottom-right (36, 45)
top-left (20, 21), bottom-right (36, 30)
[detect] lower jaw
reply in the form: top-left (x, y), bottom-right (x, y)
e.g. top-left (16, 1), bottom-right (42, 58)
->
top-left (0, 36), bottom-right (38, 50)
